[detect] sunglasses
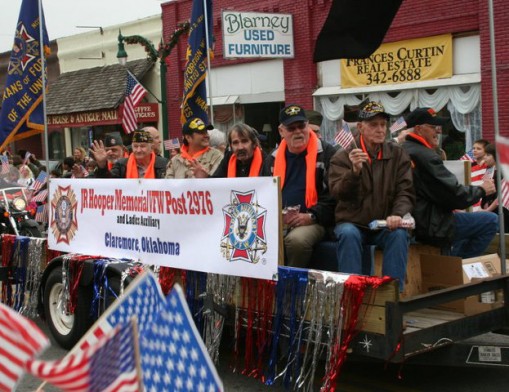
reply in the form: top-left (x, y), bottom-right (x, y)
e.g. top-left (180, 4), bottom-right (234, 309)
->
top-left (284, 122), bottom-right (307, 132)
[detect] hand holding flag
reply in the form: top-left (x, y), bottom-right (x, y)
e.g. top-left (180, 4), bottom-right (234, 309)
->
top-left (334, 121), bottom-right (356, 150)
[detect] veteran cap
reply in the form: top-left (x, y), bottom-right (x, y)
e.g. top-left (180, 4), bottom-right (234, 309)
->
top-left (405, 107), bottom-right (449, 128)
top-left (305, 110), bottom-right (323, 131)
top-left (104, 132), bottom-right (123, 148)
top-left (279, 104), bottom-right (308, 126)
top-left (182, 117), bottom-right (209, 135)
top-left (358, 101), bottom-right (390, 121)
top-left (132, 129), bottom-right (153, 143)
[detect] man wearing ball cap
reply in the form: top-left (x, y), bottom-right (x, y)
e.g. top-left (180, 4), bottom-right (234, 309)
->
top-left (402, 107), bottom-right (498, 257)
top-left (92, 129), bottom-right (168, 178)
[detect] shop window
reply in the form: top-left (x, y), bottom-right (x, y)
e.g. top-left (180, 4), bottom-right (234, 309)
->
top-left (48, 131), bottom-right (64, 160)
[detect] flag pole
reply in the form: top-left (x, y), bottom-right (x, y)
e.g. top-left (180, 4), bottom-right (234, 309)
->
top-left (38, 0), bottom-right (49, 174)
top-left (203, 0), bottom-right (214, 125)
top-left (488, 0), bottom-right (506, 273)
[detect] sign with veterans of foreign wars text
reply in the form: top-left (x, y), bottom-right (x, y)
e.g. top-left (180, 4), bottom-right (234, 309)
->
top-left (340, 34), bottom-right (453, 88)
top-left (48, 177), bottom-right (281, 280)
top-left (222, 11), bottom-right (294, 59)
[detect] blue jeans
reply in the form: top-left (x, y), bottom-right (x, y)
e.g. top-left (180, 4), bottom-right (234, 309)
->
top-left (451, 211), bottom-right (498, 258)
top-left (334, 223), bottom-right (409, 291)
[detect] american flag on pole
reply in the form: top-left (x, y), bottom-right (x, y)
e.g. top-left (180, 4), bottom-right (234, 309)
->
top-left (31, 188), bottom-right (48, 203)
top-left (0, 303), bottom-right (50, 392)
top-left (29, 170), bottom-right (48, 192)
top-left (470, 163), bottom-right (487, 211)
top-left (34, 204), bottom-right (48, 223)
top-left (164, 137), bottom-right (181, 151)
top-left (0, 155), bottom-right (10, 175)
top-left (334, 121), bottom-right (355, 150)
top-left (390, 116), bottom-right (407, 135)
top-left (140, 284), bottom-right (223, 391)
top-left (460, 149), bottom-right (475, 162)
top-left (496, 135), bottom-right (509, 210)
top-left (121, 71), bottom-right (147, 134)
top-left (27, 319), bottom-right (141, 392)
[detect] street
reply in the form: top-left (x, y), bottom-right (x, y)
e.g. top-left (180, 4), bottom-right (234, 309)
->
top-left (16, 318), bottom-right (509, 391)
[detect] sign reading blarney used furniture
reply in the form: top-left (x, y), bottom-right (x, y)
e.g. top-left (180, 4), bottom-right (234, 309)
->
top-left (222, 11), bottom-right (294, 59)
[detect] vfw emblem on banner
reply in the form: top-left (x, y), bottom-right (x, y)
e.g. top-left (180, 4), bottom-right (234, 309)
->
top-left (9, 22), bottom-right (38, 75)
top-left (50, 185), bottom-right (78, 244)
top-left (221, 189), bottom-right (267, 263)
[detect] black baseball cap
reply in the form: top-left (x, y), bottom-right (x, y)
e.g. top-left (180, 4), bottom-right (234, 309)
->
top-left (405, 107), bottom-right (449, 128)
top-left (104, 132), bottom-right (123, 148)
top-left (279, 104), bottom-right (308, 126)
top-left (358, 101), bottom-right (390, 121)
top-left (182, 117), bottom-right (208, 135)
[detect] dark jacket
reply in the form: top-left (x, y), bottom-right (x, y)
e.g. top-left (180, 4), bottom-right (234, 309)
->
top-left (402, 134), bottom-right (485, 245)
top-left (211, 148), bottom-right (267, 178)
top-left (329, 137), bottom-right (414, 227)
top-left (95, 155), bottom-right (168, 179)
top-left (261, 138), bottom-right (337, 228)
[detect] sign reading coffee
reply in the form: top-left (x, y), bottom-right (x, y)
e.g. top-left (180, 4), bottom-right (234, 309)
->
top-left (340, 34), bottom-right (452, 88)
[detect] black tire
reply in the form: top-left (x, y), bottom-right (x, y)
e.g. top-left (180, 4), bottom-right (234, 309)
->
top-left (19, 224), bottom-right (42, 238)
top-left (44, 267), bottom-right (94, 350)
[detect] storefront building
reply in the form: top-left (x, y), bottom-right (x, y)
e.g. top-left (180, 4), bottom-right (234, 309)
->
top-left (161, 0), bottom-right (508, 155)
top-left (0, 15), bottom-right (163, 161)
top-left (45, 15), bottom-right (162, 161)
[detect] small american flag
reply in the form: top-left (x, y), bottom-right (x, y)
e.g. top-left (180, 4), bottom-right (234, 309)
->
top-left (30, 171), bottom-right (48, 192)
top-left (122, 71), bottom-right (147, 134)
top-left (390, 116), bottom-right (407, 135)
top-left (164, 137), bottom-right (181, 151)
top-left (34, 204), bottom-right (48, 223)
top-left (471, 163), bottom-right (487, 211)
top-left (460, 149), bottom-right (475, 162)
top-left (501, 179), bottom-right (509, 210)
top-left (22, 151), bottom-right (31, 165)
top-left (0, 303), bottom-right (50, 391)
top-left (334, 121), bottom-right (355, 150)
top-left (0, 155), bottom-right (9, 175)
top-left (31, 189), bottom-right (48, 203)
top-left (140, 284), bottom-right (223, 391)
top-left (27, 319), bottom-right (141, 392)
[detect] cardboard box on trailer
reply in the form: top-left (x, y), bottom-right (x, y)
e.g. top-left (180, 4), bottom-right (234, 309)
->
top-left (420, 254), bottom-right (503, 315)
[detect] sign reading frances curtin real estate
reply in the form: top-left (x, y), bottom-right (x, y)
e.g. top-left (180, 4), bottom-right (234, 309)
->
top-left (222, 11), bottom-right (294, 59)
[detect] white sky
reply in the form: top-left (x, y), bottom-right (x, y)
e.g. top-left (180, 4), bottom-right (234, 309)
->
top-left (0, 0), bottom-right (165, 53)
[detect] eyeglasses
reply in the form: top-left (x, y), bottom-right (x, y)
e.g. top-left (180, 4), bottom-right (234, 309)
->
top-left (284, 122), bottom-right (307, 132)
top-left (423, 124), bottom-right (442, 131)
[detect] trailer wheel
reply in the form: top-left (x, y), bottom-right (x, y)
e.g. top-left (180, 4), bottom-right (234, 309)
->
top-left (44, 267), bottom-right (93, 350)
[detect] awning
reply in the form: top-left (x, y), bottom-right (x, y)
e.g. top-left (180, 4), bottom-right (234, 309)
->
top-left (312, 73), bottom-right (481, 96)
top-left (207, 95), bottom-right (239, 106)
top-left (46, 59), bottom-right (154, 115)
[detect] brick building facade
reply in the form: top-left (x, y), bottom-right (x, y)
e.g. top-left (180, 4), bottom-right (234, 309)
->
top-left (161, 0), bottom-right (508, 150)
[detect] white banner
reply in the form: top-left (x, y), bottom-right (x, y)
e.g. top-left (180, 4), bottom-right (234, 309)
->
top-left (222, 11), bottom-right (294, 59)
top-left (48, 177), bottom-right (281, 280)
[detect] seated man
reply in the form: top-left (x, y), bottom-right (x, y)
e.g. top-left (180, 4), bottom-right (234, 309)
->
top-left (165, 118), bottom-right (223, 179)
top-left (92, 129), bottom-right (168, 179)
top-left (402, 107), bottom-right (498, 257)
top-left (328, 101), bottom-right (415, 291)
top-left (211, 123), bottom-right (266, 178)
top-left (262, 104), bottom-right (336, 268)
